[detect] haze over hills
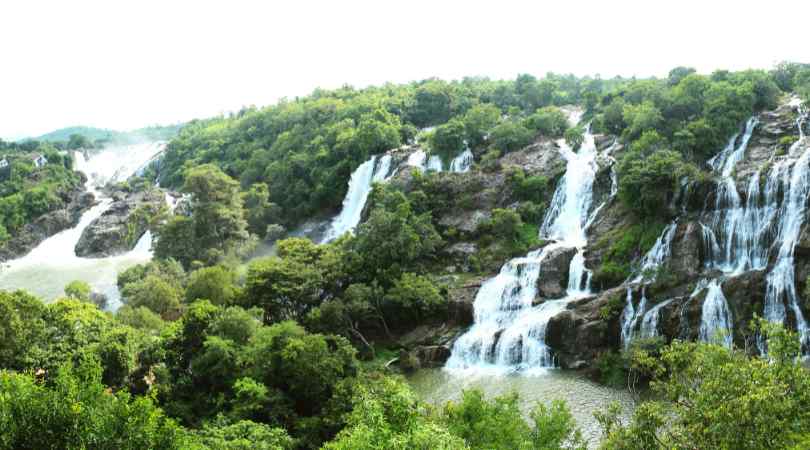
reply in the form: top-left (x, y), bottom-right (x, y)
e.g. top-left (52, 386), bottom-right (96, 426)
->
top-left (25, 123), bottom-right (184, 145)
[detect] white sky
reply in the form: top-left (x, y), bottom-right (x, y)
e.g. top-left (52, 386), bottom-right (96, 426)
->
top-left (1, 0), bottom-right (808, 140)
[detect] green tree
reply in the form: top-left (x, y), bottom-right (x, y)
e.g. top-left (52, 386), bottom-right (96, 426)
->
top-left (463, 103), bottom-right (502, 148)
top-left (121, 274), bottom-right (183, 317)
top-left (383, 273), bottom-right (444, 323)
top-left (64, 279), bottom-right (91, 302)
top-left (429, 118), bottom-right (467, 159)
top-left (598, 322), bottom-right (810, 449)
top-left (489, 121), bottom-right (534, 154)
top-left (0, 358), bottom-right (189, 450)
top-left (323, 375), bottom-right (466, 450)
top-left (156, 164), bottom-right (249, 268)
top-left (186, 265), bottom-right (238, 305)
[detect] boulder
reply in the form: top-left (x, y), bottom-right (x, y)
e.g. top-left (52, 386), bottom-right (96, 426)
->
top-left (75, 188), bottom-right (165, 257)
top-left (448, 277), bottom-right (484, 326)
top-left (500, 139), bottom-right (565, 180)
top-left (398, 345), bottom-right (452, 371)
top-left (536, 246), bottom-right (577, 300)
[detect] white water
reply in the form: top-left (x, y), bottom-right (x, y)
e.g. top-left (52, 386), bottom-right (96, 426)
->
top-left (449, 148), bottom-right (474, 173)
top-left (407, 147), bottom-right (474, 173)
top-left (635, 221), bottom-right (678, 283)
top-left (446, 111), bottom-right (603, 374)
top-left (620, 219), bottom-right (678, 347)
top-left (320, 154), bottom-right (393, 243)
top-left (698, 279), bottom-right (733, 348)
top-left (697, 103), bottom-right (810, 352)
top-left (703, 117), bottom-right (770, 273)
top-left (620, 287), bottom-right (647, 348)
top-left (639, 298), bottom-right (672, 339)
top-left (0, 142), bottom-right (166, 308)
top-left (762, 103), bottom-right (810, 350)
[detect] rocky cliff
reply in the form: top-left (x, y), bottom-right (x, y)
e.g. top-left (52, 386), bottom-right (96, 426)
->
top-left (385, 98), bottom-right (810, 371)
top-left (0, 181), bottom-right (94, 262)
top-left (74, 187), bottom-right (166, 257)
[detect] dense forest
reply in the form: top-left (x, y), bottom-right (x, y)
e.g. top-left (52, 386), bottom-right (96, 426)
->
top-left (4, 62), bottom-right (810, 449)
top-left (0, 139), bottom-right (81, 242)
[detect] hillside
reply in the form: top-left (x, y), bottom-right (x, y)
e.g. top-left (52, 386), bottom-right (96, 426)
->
top-left (5, 63), bottom-right (810, 449)
top-left (32, 123), bottom-right (184, 146)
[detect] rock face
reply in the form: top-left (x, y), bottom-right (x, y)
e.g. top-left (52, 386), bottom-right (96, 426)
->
top-left (536, 246), bottom-right (577, 300)
top-left (546, 288), bottom-right (623, 369)
top-left (75, 188), bottom-right (165, 257)
top-left (386, 98), bottom-right (810, 371)
top-left (0, 186), bottom-right (93, 262)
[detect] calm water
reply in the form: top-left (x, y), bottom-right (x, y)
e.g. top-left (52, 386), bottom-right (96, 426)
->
top-left (408, 368), bottom-right (636, 447)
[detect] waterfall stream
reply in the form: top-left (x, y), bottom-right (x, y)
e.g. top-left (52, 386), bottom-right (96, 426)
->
top-left (446, 112), bottom-right (604, 374)
top-left (0, 142), bottom-right (167, 307)
top-left (320, 154), bottom-right (393, 243)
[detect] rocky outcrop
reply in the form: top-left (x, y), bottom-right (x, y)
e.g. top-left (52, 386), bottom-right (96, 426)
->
top-left (546, 287), bottom-right (624, 369)
top-left (75, 188), bottom-right (165, 257)
top-left (536, 246), bottom-right (577, 300)
top-left (0, 186), bottom-right (93, 262)
top-left (500, 139), bottom-right (566, 180)
top-left (398, 345), bottom-right (452, 371)
top-left (447, 276), bottom-right (486, 326)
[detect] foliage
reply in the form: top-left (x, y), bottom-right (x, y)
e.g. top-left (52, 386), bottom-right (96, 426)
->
top-left (64, 279), bottom-right (91, 302)
top-left (154, 164), bottom-right (250, 268)
top-left (185, 265), bottom-right (239, 305)
top-left (598, 322), bottom-right (810, 449)
top-left (441, 389), bottom-right (585, 450)
top-left (0, 358), bottom-right (189, 450)
top-left (121, 274), bottom-right (183, 317)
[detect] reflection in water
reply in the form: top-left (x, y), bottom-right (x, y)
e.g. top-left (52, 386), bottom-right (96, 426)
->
top-left (407, 369), bottom-right (635, 447)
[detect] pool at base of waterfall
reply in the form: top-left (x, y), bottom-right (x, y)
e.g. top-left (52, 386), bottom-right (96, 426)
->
top-left (407, 368), bottom-right (636, 448)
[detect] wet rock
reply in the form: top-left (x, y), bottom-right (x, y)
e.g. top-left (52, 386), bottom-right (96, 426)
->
top-left (500, 139), bottom-right (565, 181)
top-left (75, 188), bottom-right (165, 257)
top-left (448, 277), bottom-right (484, 326)
top-left (536, 246), bottom-right (577, 299)
top-left (545, 288), bottom-right (623, 369)
top-left (0, 185), bottom-right (92, 262)
top-left (438, 210), bottom-right (491, 234)
top-left (722, 270), bottom-right (767, 345)
top-left (398, 345), bottom-right (452, 372)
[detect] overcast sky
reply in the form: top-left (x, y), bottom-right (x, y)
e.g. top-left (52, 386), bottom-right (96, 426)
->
top-left (2, 0), bottom-right (808, 140)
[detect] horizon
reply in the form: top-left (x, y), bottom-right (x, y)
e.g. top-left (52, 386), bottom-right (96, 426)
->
top-left (3, 0), bottom-right (809, 140)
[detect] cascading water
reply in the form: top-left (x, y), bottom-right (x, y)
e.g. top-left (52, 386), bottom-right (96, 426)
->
top-left (321, 154), bottom-right (393, 243)
top-left (449, 148), bottom-right (474, 173)
top-left (446, 112), bottom-right (602, 373)
top-left (620, 221), bottom-right (677, 347)
top-left (762, 102), bottom-right (810, 350)
top-left (699, 279), bottom-right (734, 347)
top-left (0, 142), bottom-right (167, 308)
top-left (635, 221), bottom-right (677, 283)
top-left (703, 117), bottom-right (769, 273)
top-left (639, 298), bottom-right (672, 339)
top-left (407, 148), bottom-right (474, 173)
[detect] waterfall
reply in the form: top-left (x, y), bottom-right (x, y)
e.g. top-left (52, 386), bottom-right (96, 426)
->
top-left (620, 220), bottom-right (678, 347)
top-left (763, 103), bottom-right (810, 349)
top-left (449, 148), bottom-right (474, 173)
top-left (408, 148), bottom-right (473, 173)
top-left (699, 279), bottom-right (734, 348)
top-left (703, 117), bottom-right (767, 273)
top-left (620, 287), bottom-right (648, 348)
top-left (446, 113), bottom-right (601, 373)
top-left (321, 154), bottom-right (393, 243)
top-left (0, 142), bottom-right (168, 307)
top-left (640, 298), bottom-right (673, 339)
top-left (634, 221), bottom-right (678, 283)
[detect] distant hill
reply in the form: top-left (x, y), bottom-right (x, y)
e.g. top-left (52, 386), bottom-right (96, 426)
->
top-left (31, 123), bottom-right (184, 145)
